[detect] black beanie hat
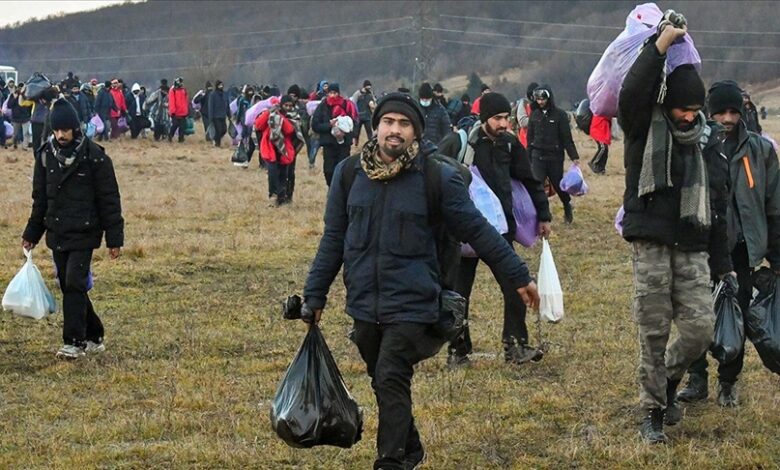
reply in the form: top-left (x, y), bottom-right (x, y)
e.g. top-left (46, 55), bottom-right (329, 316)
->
top-left (287, 84), bottom-right (301, 98)
top-left (480, 83), bottom-right (491, 93)
top-left (433, 83), bottom-right (444, 93)
top-left (206, 81), bottom-right (213, 88)
top-left (526, 82), bottom-right (539, 100)
top-left (461, 93), bottom-right (470, 102)
top-left (372, 92), bottom-right (425, 138)
top-left (280, 95), bottom-right (295, 107)
top-left (418, 82), bottom-right (433, 99)
top-left (707, 80), bottom-right (743, 116)
top-left (363, 79), bottom-right (372, 87)
top-left (49, 98), bottom-right (81, 131)
top-left (160, 78), bottom-right (168, 87)
top-left (479, 92), bottom-right (512, 122)
top-left (215, 80), bottom-right (223, 88)
top-left (664, 64), bottom-right (705, 109)
top-left (329, 82), bottom-right (340, 94)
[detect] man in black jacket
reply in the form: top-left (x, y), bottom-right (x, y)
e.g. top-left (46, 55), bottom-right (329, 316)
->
top-left (439, 93), bottom-right (552, 367)
top-left (310, 82), bottom-right (355, 186)
top-left (619, 20), bottom-right (733, 444)
top-left (678, 81), bottom-right (780, 407)
top-left (303, 93), bottom-right (539, 470)
top-left (22, 99), bottom-right (124, 361)
top-left (194, 81), bottom-right (213, 142)
top-left (351, 80), bottom-right (376, 146)
top-left (418, 82), bottom-right (451, 146)
top-left (208, 80), bottom-right (228, 148)
top-left (527, 84), bottom-right (580, 223)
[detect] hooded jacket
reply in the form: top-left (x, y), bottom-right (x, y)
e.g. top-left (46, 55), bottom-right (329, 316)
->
top-left (527, 85), bottom-right (580, 161)
top-left (208, 89), bottom-right (228, 119)
top-left (618, 42), bottom-right (731, 275)
top-left (421, 101), bottom-right (451, 146)
top-left (168, 86), bottom-right (189, 118)
top-left (94, 86), bottom-right (116, 120)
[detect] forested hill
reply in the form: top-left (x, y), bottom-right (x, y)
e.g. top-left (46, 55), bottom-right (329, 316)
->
top-left (1, 0), bottom-right (778, 105)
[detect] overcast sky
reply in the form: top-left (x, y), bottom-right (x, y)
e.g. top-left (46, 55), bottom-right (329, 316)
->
top-left (0, 1), bottom-right (140, 28)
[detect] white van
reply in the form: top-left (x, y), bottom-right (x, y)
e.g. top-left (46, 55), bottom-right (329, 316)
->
top-left (0, 65), bottom-right (18, 83)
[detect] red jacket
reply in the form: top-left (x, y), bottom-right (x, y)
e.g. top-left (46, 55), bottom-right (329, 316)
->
top-left (589, 114), bottom-right (612, 145)
top-left (518, 101), bottom-right (532, 148)
top-left (109, 88), bottom-right (127, 118)
top-left (168, 87), bottom-right (189, 118)
top-left (254, 110), bottom-right (296, 165)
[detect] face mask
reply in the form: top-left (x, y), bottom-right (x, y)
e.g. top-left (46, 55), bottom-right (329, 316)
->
top-left (420, 99), bottom-right (431, 107)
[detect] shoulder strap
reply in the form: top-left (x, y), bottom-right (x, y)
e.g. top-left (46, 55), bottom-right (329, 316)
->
top-left (456, 129), bottom-right (468, 163)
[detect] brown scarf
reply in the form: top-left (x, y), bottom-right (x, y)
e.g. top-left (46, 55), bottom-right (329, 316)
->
top-left (360, 138), bottom-right (419, 181)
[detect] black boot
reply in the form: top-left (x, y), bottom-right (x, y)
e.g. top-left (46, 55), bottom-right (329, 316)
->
top-left (676, 372), bottom-right (708, 403)
top-left (717, 381), bottom-right (738, 407)
top-left (639, 408), bottom-right (667, 444)
top-left (563, 202), bottom-right (573, 224)
top-left (664, 379), bottom-right (682, 426)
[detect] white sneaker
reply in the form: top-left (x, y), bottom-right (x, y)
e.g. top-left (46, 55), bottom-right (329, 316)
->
top-left (56, 344), bottom-right (86, 360)
top-left (85, 340), bottom-right (106, 354)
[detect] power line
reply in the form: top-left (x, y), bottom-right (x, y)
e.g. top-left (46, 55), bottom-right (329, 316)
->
top-left (445, 38), bottom-right (780, 65)
top-left (440, 13), bottom-right (780, 36)
top-left (41, 42), bottom-right (416, 77)
top-left (12, 27), bottom-right (412, 64)
top-left (2, 16), bottom-right (414, 46)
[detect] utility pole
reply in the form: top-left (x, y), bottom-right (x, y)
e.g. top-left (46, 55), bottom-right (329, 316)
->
top-left (413, 0), bottom-right (434, 93)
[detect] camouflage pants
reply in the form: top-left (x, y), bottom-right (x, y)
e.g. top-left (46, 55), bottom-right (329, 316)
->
top-left (632, 241), bottom-right (715, 411)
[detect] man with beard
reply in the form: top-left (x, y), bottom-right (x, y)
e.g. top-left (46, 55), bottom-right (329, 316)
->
top-left (311, 82), bottom-right (358, 186)
top-left (527, 84), bottom-right (580, 223)
top-left (677, 80), bottom-right (780, 408)
top-left (619, 18), bottom-right (732, 444)
top-left (302, 92), bottom-right (539, 470)
top-left (207, 80), bottom-right (228, 148)
top-left (438, 92), bottom-right (552, 368)
top-left (22, 99), bottom-right (124, 360)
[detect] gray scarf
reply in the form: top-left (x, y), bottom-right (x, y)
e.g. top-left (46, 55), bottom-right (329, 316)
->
top-left (47, 135), bottom-right (84, 168)
top-left (638, 108), bottom-right (711, 229)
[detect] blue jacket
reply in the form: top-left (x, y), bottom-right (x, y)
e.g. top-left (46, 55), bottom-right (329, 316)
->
top-left (208, 89), bottom-right (228, 119)
top-left (422, 102), bottom-right (451, 146)
top-left (94, 88), bottom-right (116, 120)
top-left (304, 152), bottom-right (532, 324)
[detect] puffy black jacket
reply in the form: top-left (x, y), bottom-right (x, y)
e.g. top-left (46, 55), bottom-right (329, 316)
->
top-left (311, 99), bottom-right (353, 147)
top-left (208, 89), bottom-right (228, 119)
top-left (438, 128), bottom-right (552, 232)
top-left (303, 151), bottom-right (532, 324)
top-left (23, 137), bottom-right (124, 252)
top-left (422, 101), bottom-right (451, 145)
top-left (618, 42), bottom-right (731, 275)
top-left (527, 88), bottom-right (579, 161)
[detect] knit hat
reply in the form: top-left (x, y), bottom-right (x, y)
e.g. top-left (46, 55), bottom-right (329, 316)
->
top-left (287, 84), bottom-right (301, 98)
top-left (104, 80), bottom-right (111, 88)
top-left (663, 64), bottom-right (705, 110)
top-left (49, 99), bottom-right (81, 131)
top-left (363, 79), bottom-right (372, 87)
top-left (372, 92), bottom-right (425, 139)
top-left (418, 82), bottom-right (433, 99)
top-left (280, 95), bottom-right (295, 107)
top-left (480, 83), bottom-right (491, 93)
top-left (526, 82), bottom-right (539, 100)
top-left (461, 93), bottom-right (470, 102)
top-left (205, 81), bottom-right (213, 88)
top-left (707, 81), bottom-right (744, 116)
top-left (329, 82), bottom-right (340, 94)
top-left (215, 80), bottom-right (223, 88)
top-left (433, 83), bottom-right (444, 93)
top-left (479, 92), bottom-right (512, 122)
top-left (160, 78), bottom-right (168, 87)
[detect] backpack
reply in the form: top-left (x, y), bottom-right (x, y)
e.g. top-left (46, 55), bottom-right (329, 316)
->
top-left (574, 99), bottom-right (593, 135)
top-left (446, 99), bottom-right (463, 120)
top-left (340, 152), bottom-right (471, 290)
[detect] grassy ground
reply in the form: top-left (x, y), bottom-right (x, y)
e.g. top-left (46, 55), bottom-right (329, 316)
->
top-left (1, 120), bottom-right (779, 470)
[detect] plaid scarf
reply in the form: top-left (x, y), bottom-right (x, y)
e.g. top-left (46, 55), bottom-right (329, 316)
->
top-left (48, 135), bottom-right (84, 168)
top-left (638, 108), bottom-right (711, 229)
top-left (360, 138), bottom-right (419, 181)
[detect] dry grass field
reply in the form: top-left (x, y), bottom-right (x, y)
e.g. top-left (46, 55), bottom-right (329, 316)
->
top-left (1, 117), bottom-right (779, 469)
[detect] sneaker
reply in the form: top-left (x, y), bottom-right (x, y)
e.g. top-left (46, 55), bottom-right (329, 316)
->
top-left (504, 342), bottom-right (544, 365)
top-left (56, 344), bottom-right (86, 360)
top-left (446, 352), bottom-right (471, 370)
top-left (677, 373), bottom-right (708, 403)
top-left (664, 379), bottom-right (682, 426)
top-left (717, 381), bottom-right (738, 407)
top-left (639, 408), bottom-right (667, 444)
top-left (404, 446), bottom-right (426, 470)
top-left (85, 340), bottom-right (106, 354)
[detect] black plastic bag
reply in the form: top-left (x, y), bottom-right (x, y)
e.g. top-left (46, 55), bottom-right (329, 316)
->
top-left (745, 268), bottom-right (780, 374)
top-left (23, 73), bottom-right (52, 101)
top-left (711, 276), bottom-right (744, 364)
top-left (227, 121), bottom-right (238, 139)
top-left (231, 141), bottom-right (248, 164)
top-left (431, 289), bottom-right (467, 341)
top-left (270, 325), bottom-right (363, 448)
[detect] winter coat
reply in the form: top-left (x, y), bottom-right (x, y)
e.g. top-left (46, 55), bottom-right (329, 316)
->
top-left (351, 89), bottom-right (375, 122)
top-left (438, 127), bottom-right (552, 232)
top-left (168, 87), bottom-right (189, 118)
top-left (23, 137), bottom-right (124, 252)
top-left (311, 97), bottom-right (357, 147)
top-left (303, 150), bottom-right (532, 324)
top-left (94, 88), bottom-right (116, 121)
top-left (193, 90), bottom-right (211, 118)
top-left (126, 92), bottom-right (145, 117)
top-left (516, 98), bottom-right (533, 148)
top-left (144, 89), bottom-right (170, 126)
top-left (30, 99), bottom-right (50, 124)
top-left (527, 88), bottom-right (580, 161)
top-left (618, 42), bottom-right (731, 275)
top-left (421, 102), bottom-right (452, 146)
top-left (207, 89), bottom-right (228, 119)
top-left (726, 120), bottom-right (780, 269)
top-left (76, 92), bottom-right (95, 122)
top-left (254, 109), bottom-right (297, 165)
top-left (8, 93), bottom-right (32, 122)
top-left (109, 88), bottom-right (127, 118)
top-left (65, 95), bottom-right (84, 122)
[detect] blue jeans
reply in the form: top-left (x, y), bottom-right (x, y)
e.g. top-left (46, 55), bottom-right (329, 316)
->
top-left (308, 136), bottom-right (320, 166)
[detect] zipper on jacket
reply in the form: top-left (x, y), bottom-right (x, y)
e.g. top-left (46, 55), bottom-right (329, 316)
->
top-left (742, 156), bottom-right (754, 189)
top-left (374, 181), bottom-right (388, 324)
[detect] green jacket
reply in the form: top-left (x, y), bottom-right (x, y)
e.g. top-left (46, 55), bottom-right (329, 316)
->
top-left (727, 121), bottom-right (780, 268)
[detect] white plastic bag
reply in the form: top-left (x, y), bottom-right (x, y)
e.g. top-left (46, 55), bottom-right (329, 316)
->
top-left (2, 249), bottom-right (57, 319)
top-left (538, 239), bottom-right (563, 323)
top-left (461, 165), bottom-right (508, 257)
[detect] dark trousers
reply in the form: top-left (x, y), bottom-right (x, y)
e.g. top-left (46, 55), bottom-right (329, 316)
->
top-left (169, 117), bottom-right (185, 142)
top-left (357, 119), bottom-right (373, 144)
top-left (532, 155), bottom-right (571, 205)
top-left (589, 142), bottom-right (609, 173)
top-left (110, 116), bottom-right (123, 139)
top-left (32, 122), bottom-right (45, 151)
top-left (287, 157), bottom-right (296, 201)
top-left (322, 143), bottom-right (349, 186)
top-left (212, 118), bottom-right (226, 147)
top-left (267, 160), bottom-right (290, 200)
top-left (450, 234), bottom-right (527, 355)
top-left (352, 320), bottom-right (443, 470)
top-left (52, 250), bottom-right (103, 346)
top-left (688, 242), bottom-right (752, 383)
top-left (129, 116), bottom-right (144, 139)
top-left (202, 115), bottom-right (211, 141)
top-left (153, 122), bottom-right (167, 141)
